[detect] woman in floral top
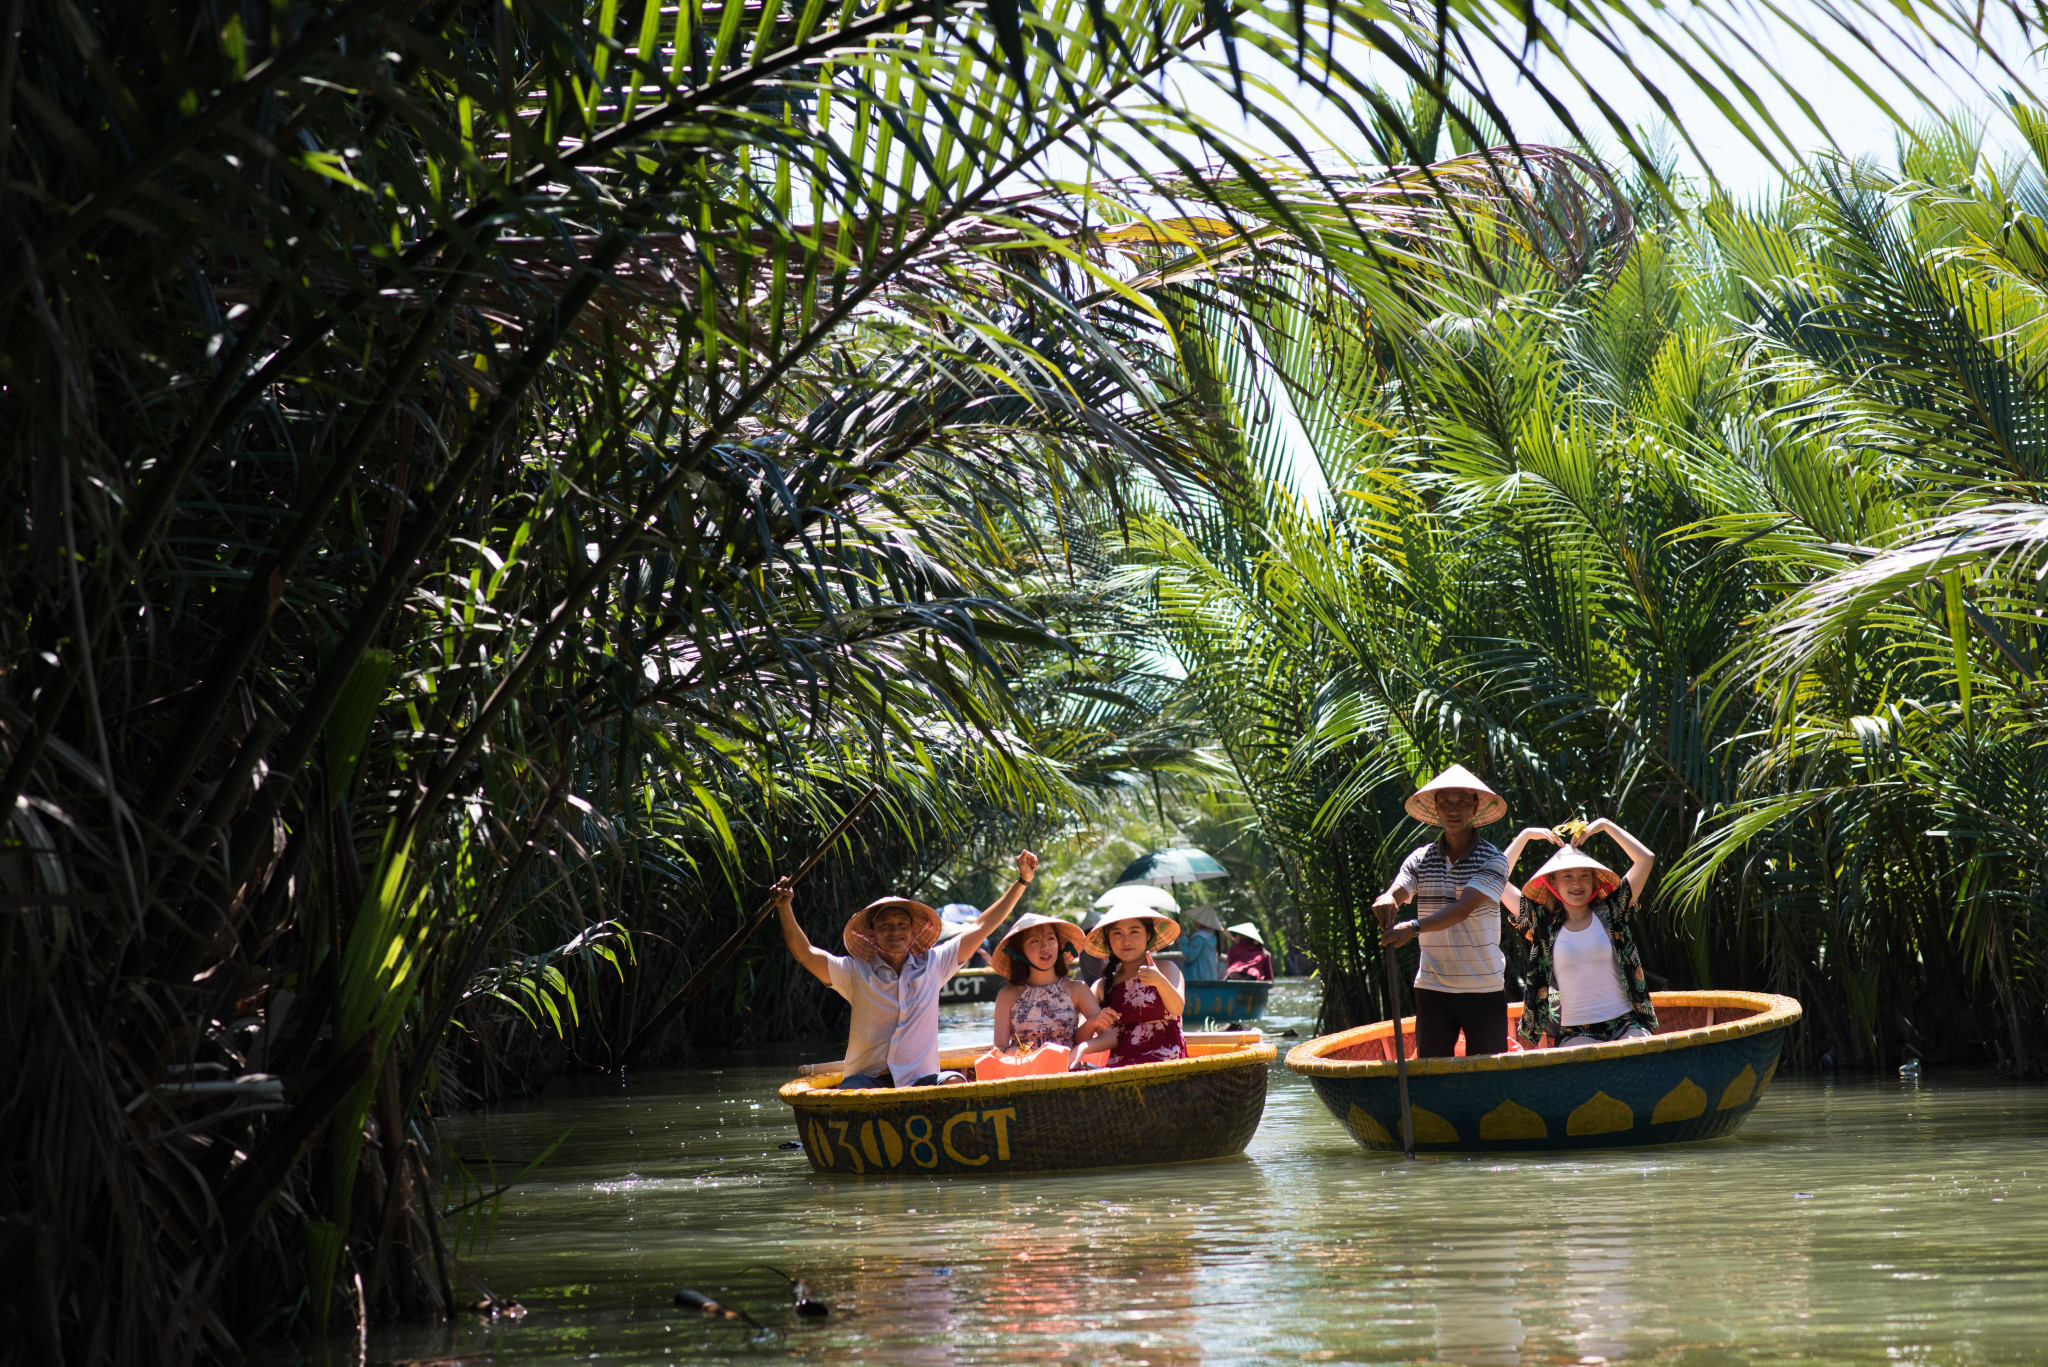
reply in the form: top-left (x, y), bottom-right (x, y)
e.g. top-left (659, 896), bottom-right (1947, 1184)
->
top-left (1499, 817), bottom-right (1658, 1047)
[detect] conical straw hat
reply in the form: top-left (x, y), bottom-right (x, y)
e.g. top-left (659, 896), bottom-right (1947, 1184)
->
top-left (1404, 763), bottom-right (1507, 826)
top-left (989, 912), bottom-right (1086, 979)
top-left (1226, 921), bottom-right (1265, 946)
top-left (1523, 845), bottom-right (1621, 909)
top-left (1082, 906), bottom-right (1180, 959)
top-left (842, 896), bottom-right (944, 960)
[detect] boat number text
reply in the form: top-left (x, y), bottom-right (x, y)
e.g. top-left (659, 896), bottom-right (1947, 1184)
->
top-left (807, 1108), bottom-right (1017, 1172)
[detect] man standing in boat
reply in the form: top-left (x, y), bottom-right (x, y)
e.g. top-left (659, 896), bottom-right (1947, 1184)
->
top-left (1375, 765), bottom-right (1513, 1058)
top-left (774, 850), bottom-right (1038, 1088)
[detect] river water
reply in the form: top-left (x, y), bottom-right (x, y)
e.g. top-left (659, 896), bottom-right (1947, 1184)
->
top-left (303, 981), bottom-right (2047, 1366)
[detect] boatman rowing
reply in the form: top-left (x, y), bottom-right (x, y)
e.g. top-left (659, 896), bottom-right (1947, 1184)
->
top-left (1375, 765), bottom-right (1513, 1058)
top-left (775, 850), bottom-right (1039, 1088)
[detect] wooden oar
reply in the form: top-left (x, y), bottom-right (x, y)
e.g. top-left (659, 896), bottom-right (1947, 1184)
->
top-left (1385, 939), bottom-right (1416, 1160)
top-left (620, 784), bottom-right (881, 1067)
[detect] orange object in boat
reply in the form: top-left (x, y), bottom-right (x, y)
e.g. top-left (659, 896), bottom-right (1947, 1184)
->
top-left (974, 1043), bottom-right (1102, 1080)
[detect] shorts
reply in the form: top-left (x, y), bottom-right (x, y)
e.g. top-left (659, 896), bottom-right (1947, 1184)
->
top-left (1557, 1015), bottom-right (1652, 1047)
top-left (835, 1070), bottom-right (965, 1089)
top-left (1414, 987), bottom-right (1508, 1058)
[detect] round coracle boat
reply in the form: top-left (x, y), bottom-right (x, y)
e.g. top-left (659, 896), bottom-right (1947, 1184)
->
top-left (1286, 991), bottom-right (1801, 1154)
top-left (781, 1032), bottom-right (1273, 1176)
top-left (1183, 979), bottom-right (1271, 1025)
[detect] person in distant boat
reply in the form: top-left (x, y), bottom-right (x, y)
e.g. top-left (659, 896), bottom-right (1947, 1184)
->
top-left (1086, 908), bottom-right (1188, 1067)
top-left (1376, 764), bottom-right (1513, 1058)
top-left (773, 850), bottom-right (1038, 1088)
top-left (1223, 922), bottom-right (1274, 980)
top-left (1501, 818), bottom-right (1659, 1048)
top-left (990, 913), bottom-right (1119, 1066)
top-left (1180, 906), bottom-right (1224, 982)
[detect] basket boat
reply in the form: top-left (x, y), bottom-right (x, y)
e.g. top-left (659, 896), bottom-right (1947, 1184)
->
top-left (1286, 990), bottom-right (1801, 1154)
top-left (937, 967), bottom-right (1004, 1004)
top-left (780, 1032), bottom-right (1274, 1176)
top-left (1183, 979), bottom-right (1272, 1025)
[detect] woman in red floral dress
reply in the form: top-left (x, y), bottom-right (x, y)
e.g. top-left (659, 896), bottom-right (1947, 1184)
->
top-left (1084, 908), bottom-right (1188, 1067)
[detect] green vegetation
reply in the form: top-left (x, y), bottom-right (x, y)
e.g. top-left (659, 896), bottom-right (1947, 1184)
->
top-left (1145, 123), bottom-right (2048, 1072)
top-left (0, 0), bottom-right (2040, 1361)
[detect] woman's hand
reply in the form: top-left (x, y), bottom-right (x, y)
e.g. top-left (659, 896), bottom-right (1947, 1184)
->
top-left (1134, 964), bottom-right (1175, 993)
top-left (1516, 826), bottom-right (1560, 848)
top-left (1570, 819), bottom-right (1608, 847)
top-left (1082, 1008), bottom-right (1119, 1033)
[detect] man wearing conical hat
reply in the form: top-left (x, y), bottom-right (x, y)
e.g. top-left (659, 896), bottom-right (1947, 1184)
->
top-left (774, 850), bottom-right (1038, 1089)
top-left (1375, 763), bottom-right (1514, 1058)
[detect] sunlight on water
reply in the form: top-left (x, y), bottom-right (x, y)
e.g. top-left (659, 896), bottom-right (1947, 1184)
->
top-left (276, 983), bottom-right (2048, 1366)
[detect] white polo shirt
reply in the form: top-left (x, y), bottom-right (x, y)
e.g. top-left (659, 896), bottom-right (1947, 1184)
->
top-left (825, 934), bottom-right (965, 1086)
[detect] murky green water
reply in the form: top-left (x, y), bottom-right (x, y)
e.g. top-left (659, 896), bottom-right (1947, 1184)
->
top-left (289, 982), bottom-right (2048, 1366)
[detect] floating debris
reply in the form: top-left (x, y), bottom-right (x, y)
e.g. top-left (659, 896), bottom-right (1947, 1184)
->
top-left (467, 1297), bottom-right (526, 1319)
top-left (674, 1288), bottom-right (763, 1328)
top-left (754, 1264), bottom-right (830, 1317)
top-left (777, 1140), bottom-right (803, 1150)
top-left (1900, 1059), bottom-right (1922, 1079)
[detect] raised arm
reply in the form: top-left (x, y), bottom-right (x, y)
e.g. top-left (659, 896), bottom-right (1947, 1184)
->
top-left (773, 879), bottom-right (833, 987)
top-left (953, 850), bottom-right (1040, 961)
top-left (1581, 818), bottom-right (1655, 904)
top-left (1497, 826), bottom-right (1560, 916)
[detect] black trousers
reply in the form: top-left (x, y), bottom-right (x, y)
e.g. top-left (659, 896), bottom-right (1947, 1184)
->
top-left (1414, 987), bottom-right (1508, 1058)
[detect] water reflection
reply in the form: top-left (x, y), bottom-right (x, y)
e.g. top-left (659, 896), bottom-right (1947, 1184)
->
top-left (259, 983), bottom-right (2048, 1367)
top-left (1429, 1233), bottom-right (1524, 1365)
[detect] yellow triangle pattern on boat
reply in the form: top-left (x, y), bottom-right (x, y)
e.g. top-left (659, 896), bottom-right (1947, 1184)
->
top-left (1566, 1091), bottom-right (1634, 1135)
top-left (1652, 1078), bottom-right (1706, 1124)
top-left (1479, 1098), bottom-right (1548, 1140)
top-left (1348, 1104), bottom-right (1393, 1147)
top-left (1410, 1106), bottom-right (1459, 1144)
top-left (1717, 1064), bottom-right (1757, 1110)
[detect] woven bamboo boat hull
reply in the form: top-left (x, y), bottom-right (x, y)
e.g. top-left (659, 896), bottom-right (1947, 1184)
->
top-left (937, 967), bottom-right (1003, 1004)
top-left (1183, 979), bottom-right (1272, 1024)
top-left (1286, 991), bottom-right (1800, 1154)
top-left (780, 1034), bottom-right (1274, 1176)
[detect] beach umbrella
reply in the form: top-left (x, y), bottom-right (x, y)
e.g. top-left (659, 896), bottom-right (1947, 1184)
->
top-left (1091, 884), bottom-right (1179, 913)
top-left (1114, 847), bottom-right (1228, 887)
top-left (938, 902), bottom-right (981, 925)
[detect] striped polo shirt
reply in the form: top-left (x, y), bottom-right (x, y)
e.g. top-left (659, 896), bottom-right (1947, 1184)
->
top-left (1393, 836), bottom-right (1511, 993)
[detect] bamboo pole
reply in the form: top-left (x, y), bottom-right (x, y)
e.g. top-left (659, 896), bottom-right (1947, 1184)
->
top-left (1385, 942), bottom-right (1416, 1160)
top-left (620, 785), bottom-right (881, 1067)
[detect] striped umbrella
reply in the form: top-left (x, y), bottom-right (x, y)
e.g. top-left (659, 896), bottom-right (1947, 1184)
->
top-left (1114, 847), bottom-right (1229, 887)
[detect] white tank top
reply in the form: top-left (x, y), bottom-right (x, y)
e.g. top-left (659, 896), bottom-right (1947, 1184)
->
top-left (1553, 918), bottom-right (1631, 1026)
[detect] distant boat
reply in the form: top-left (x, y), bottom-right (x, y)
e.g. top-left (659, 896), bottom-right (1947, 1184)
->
top-left (937, 967), bottom-right (1003, 1004)
top-left (1286, 991), bottom-right (1801, 1154)
top-left (1183, 979), bottom-right (1271, 1025)
top-left (781, 1032), bottom-right (1273, 1175)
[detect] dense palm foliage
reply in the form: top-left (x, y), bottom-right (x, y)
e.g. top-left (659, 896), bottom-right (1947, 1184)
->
top-left (3, 0), bottom-right (2042, 1357)
top-left (1146, 120), bottom-right (2048, 1071)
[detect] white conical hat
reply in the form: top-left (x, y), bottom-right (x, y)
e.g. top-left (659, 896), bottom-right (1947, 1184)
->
top-left (1082, 906), bottom-right (1180, 959)
top-left (989, 912), bottom-right (1086, 979)
top-left (1404, 763), bottom-right (1507, 826)
top-left (1523, 844), bottom-right (1621, 908)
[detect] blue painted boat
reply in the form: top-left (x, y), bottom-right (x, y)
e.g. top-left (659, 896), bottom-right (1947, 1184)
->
top-left (1183, 979), bottom-right (1272, 1025)
top-left (1286, 991), bottom-right (1800, 1153)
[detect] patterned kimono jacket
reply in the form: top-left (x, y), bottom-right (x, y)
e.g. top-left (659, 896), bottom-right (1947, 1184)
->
top-left (1514, 881), bottom-right (1658, 1045)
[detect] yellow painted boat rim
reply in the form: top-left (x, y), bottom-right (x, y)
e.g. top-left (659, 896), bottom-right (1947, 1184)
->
top-left (781, 1037), bottom-right (1276, 1110)
top-left (1285, 990), bottom-right (1802, 1079)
